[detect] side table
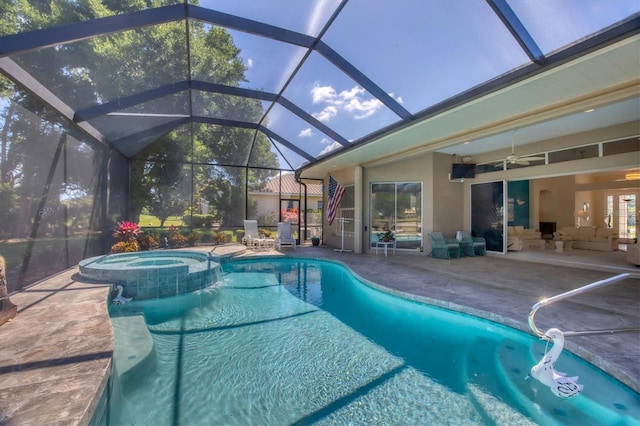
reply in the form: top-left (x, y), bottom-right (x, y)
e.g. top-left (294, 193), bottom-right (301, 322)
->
top-left (375, 241), bottom-right (396, 257)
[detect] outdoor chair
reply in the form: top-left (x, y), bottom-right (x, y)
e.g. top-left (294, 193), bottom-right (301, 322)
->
top-left (276, 222), bottom-right (296, 250)
top-left (242, 220), bottom-right (259, 248)
top-left (428, 232), bottom-right (461, 259)
top-left (456, 231), bottom-right (486, 256)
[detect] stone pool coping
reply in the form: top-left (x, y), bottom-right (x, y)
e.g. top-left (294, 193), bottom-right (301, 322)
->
top-left (0, 267), bottom-right (113, 425)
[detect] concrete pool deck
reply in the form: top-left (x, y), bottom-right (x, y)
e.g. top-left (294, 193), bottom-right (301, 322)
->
top-left (0, 244), bottom-right (638, 424)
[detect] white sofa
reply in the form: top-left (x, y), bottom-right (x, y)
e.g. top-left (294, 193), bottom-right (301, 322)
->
top-left (507, 226), bottom-right (542, 251)
top-left (553, 226), bottom-right (618, 251)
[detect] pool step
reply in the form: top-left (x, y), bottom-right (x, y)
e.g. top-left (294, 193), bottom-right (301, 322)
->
top-left (493, 339), bottom-right (558, 424)
top-left (111, 314), bottom-right (155, 379)
top-left (512, 339), bottom-right (640, 425)
top-left (463, 336), bottom-right (538, 425)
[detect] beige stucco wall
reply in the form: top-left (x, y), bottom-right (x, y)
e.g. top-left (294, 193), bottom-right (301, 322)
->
top-left (432, 153), bottom-right (464, 237)
top-left (533, 176), bottom-right (577, 229)
top-left (364, 154), bottom-right (429, 254)
top-left (325, 151), bottom-right (464, 255)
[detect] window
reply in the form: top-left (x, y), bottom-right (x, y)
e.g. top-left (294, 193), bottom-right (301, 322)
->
top-left (370, 182), bottom-right (422, 250)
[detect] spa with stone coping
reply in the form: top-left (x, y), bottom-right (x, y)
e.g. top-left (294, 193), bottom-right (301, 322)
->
top-left (79, 251), bottom-right (221, 300)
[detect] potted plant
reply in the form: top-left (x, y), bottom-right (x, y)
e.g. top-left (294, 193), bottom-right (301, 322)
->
top-left (311, 236), bottom-right (320, 246)
top-left (379, 230), bottom-right (394, 242)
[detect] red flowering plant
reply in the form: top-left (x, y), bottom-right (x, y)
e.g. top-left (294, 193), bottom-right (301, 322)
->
top-left (113, 221), bottom-right (141, 242)
top-left (111, 221), bottom-right (141, 253)
top-left (281, 208), bottom-right (299, 224)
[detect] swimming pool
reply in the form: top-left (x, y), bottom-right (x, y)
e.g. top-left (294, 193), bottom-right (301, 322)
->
top-left (102, 258), bottom-right (639, 425)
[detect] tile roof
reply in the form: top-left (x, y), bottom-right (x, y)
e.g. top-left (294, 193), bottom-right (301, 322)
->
top-left (256, 173), bottom-right (323, 196)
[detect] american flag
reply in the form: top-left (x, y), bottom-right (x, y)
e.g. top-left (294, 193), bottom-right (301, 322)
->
top-left (326, 175), bottom-right (345, 225)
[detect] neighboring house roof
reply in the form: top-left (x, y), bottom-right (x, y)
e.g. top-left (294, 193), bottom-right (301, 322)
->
top-left (254, 174), bottom-right (323, 196)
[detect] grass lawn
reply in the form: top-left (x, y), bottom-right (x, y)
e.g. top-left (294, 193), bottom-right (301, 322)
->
top-left (139, 214), bottom-right (185, 228)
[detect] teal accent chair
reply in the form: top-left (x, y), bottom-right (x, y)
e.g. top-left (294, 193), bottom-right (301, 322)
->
top-left (428, 232), bottom-right (461, 259)
top-left (456, 231), bottom-right (486, 256)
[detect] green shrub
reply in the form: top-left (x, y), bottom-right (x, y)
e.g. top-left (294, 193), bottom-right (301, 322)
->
top-left (137, 233), bottom-right (158, 251)
top-left (187, 232), bottom-right (200, 246)
top-left (213, 232), bottom-right (227, 244)
top-left (200, 232), bottom-right (215, 243)
top-left (168, 233), bottom-right (187, 248)
top-left (259, 228), bottom-right (273, 238)
top-left (111, 240), bottom-right (140, 253)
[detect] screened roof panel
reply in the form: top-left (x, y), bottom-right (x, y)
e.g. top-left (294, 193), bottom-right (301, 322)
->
top-left (1, 1), bottom-right (637, 172)
top-left (193, 123), bottom-right (257, 166)
top-left (89, 114), bottom-right (186, 141)
top-left (192, 91), bottom-right (271, 123)
top-left (263, 103), bottom-right (343, 159)
top-left (282, 51), bottom-right (400, 141)
top-left (10, 21), bottom-right (189, 110)
top-left (323, 0), bottom-right (531, 114)
top-left (194, 0), bottom-right (341, 37)
top-left (506, 0), bottom-right (640, 54)
top-left (0, 1), bottom-right (184, 36)
top-left (260, 140), bottom-right (305, 171)
top-left (112, 91), bottom-right (190, 116)
top-left (193, 25), bottom-right (308, 93)
top-left (246, 136), bottom-right (293, 170)
top-left (120, 123), bottom-right (188, 158)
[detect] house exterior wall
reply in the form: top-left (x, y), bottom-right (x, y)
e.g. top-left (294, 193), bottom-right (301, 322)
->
top-left (250, 192), bottom-right (323, 228)
top-left (359, 151), bottom-right (463, 255)
top-left (324, 123), bottom-right (637, 254)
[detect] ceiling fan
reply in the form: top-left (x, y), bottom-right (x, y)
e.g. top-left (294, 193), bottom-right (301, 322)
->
top-left (494, 130), bottom-right (545, 167)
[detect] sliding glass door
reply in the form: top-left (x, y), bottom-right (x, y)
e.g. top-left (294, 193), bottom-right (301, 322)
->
top-left (370, 182), bottom-right (422, 250)
top-left (471, 181), bottom-right (505, 253)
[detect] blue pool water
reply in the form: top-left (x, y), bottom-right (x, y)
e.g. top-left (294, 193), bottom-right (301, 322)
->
top-left (104, 258), bottom-right (639, 425)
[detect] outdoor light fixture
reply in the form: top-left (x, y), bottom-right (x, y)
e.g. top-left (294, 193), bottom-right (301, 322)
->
top-left (625, 171), bottom-right (640, 181)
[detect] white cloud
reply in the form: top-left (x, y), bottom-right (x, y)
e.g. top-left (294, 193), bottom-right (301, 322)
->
top-left (246, 58), bottom-right (253, 69)
top-left (319, 140), bottom-right (343, 156)
top-left (339, 86), bottom-right (365, 100)
top-left (310, 84), bottom-right (384, 122)
top-left (312, 106), bottom-right (338, 122)
top-left (299, 128), bottom-right (313, 138)
top-left (389, 92), bottom-right (404, 104)
top-left (344, 97), bottom-right (383, 119)
top-left (311, 85), bottom-right (337, 104)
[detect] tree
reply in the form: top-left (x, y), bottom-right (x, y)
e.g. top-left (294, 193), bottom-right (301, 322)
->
top-left (1, 2), bottom-right (281, 233)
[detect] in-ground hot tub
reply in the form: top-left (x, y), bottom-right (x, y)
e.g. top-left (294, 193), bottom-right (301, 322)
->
top-left (79, 251), bottom-right (220, 300)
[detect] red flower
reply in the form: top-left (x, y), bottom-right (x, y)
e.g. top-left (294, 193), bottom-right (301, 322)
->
top-left (113, 221), bottom-right (141, 243)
